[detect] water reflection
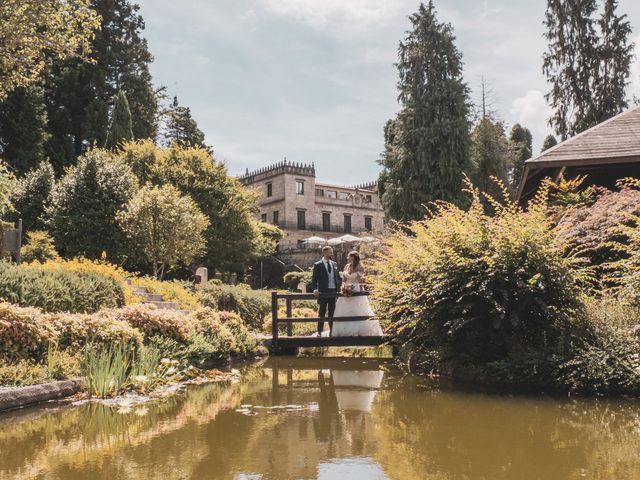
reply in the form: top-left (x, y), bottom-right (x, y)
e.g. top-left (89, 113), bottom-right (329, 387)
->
top-left (0, 357), bottom-right (639, 480)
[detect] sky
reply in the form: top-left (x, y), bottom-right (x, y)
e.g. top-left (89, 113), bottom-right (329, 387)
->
top-left (136, 0), bottom-right (640, 185)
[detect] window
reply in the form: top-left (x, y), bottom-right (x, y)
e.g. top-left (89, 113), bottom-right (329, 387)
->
top-left (338, 192), bottom-right (350, 200)
top-left (366, 195), bottom-right (372, 203)
top-left (266, 182), bottom-right (273, 197)
top-left (365, 216), bottom-right (372, 231)
top-left (297, 210), bottom-right (306, 230)
top-left (261, 213), bottom-right (267, 223)
top-left (322, 212), bottom-right (331, 232)
top-left (315, 188), bottom-right (324, 197)
top-left (343, 214), bottom-right (352, 233)
top-left (273, 210), bottom-right (279, 226)
top-left (296, 180), bottom-right (304, 195)
top-left (326, 190), bottom-right (337, 199)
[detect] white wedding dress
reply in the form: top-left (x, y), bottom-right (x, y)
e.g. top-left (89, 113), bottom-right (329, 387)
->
top-left (331, 271), bottom-right (383, 337)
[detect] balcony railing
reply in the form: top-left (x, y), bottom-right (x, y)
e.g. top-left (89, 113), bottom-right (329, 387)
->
top-left (271, 221), bottom-right (371, 235)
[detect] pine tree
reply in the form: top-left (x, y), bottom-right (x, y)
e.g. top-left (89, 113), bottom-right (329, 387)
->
top-left (592, 0), bottom-right (634, 122)
top-left (162, 96), bottom-right (208, 149)
top-left (543, 0), bottom-right (633, 139)
top-left (0, 86), bottom-right (49, 175)
top-left (470, 118), bottom-right (512, 200)
top-left (541, 134), bottom-right (558, 152)
top-left (44, 0), bottom-right (157, 168)
top-left (105, 91), bottom-right (133, 150)
top-left (508, 124), bottom-right (532, 192)
top-left (378, 1), bottom-right (471, 222)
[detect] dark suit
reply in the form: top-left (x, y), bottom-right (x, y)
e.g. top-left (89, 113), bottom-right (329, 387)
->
top-left (311, 259), bottom-right (342, 335)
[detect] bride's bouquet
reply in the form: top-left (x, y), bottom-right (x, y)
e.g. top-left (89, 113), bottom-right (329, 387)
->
top-left (341, 283), bottom-right (353, 296)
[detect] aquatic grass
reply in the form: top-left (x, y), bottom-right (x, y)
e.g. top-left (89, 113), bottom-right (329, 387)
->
top-left (83, 344), bottom-right (132, 398)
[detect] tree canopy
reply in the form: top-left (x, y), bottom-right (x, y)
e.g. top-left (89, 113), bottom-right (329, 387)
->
top-left (0, 0), bottom-right (99, 100)
top-left (118, 184), bottom-right (209, 279)
top-left (118, 140), bottom-right (259, 273)
top-left (46, 149), bottom-right (138, 260)
top-left (378, 1), bottom-right (471, 222)
top-left (543, 0), bottom-right (634, 139)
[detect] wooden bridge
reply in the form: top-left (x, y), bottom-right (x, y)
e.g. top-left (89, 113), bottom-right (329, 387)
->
top-left (268, 291), bottom-right (389, 353)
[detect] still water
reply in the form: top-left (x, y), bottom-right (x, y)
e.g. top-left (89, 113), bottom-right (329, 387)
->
top-left (1, 356), bottom-right (640, 480)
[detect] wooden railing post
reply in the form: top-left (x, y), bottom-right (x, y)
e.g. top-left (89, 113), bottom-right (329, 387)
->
top-left (271, 291), bottom-right (279, 349)
top-left (286, 298), bottom-right (293, 337)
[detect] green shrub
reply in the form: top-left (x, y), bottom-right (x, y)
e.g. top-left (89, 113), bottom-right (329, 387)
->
top-left (197, 283), bottom-right (270, 330)
top-left (0, 261), bottom-right (125, 313)
top-left (47, 311), bottom-right (143, 352)
top-left (371, 180), bottom-right (585, 370)
top-left (217, 311), bottom-right (258, 355)
top-left (0, 302), bottom-right (58, 362)
top-left (557, 297), bottom-right (640, 395)
top-left (20, 230), bottom-right (60, 263)
top-left (283, 271), bottom-right (312, 291)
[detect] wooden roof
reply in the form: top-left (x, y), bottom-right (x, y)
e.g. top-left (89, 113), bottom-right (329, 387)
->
top-left (526, 105), bottom-right (640, 168)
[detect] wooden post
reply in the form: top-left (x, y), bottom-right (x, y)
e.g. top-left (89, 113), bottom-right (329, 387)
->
top-left (15, 219), bottom-right (22, 266)
top-left (286, 298), bottom-right (293, 337)
top-left (271, 291), bottom-right (279, 350)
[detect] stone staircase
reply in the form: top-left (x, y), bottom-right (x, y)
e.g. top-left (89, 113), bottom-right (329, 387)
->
top-left (121, 280), bottom-right (189, 314)
top-left (133, 285), bottom-right (180, 310)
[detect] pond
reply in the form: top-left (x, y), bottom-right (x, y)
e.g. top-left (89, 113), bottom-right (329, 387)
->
top-left (1, 356), bottom-right (640, 480)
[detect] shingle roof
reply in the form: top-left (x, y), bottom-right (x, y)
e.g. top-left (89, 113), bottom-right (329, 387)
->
top-left (526, 105), bottom-right (640, 168)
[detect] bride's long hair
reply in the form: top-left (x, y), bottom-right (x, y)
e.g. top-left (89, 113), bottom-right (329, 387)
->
top-left (347, 250), bottom-right (361, 273)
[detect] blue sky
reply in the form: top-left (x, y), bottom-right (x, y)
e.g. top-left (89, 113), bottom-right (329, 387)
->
top-left (136, 0), bottom-right (640, 185)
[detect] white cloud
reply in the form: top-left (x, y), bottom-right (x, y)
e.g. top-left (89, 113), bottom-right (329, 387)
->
top-left (259, 0), bottom-right (406, 32)
top-left (510, 89), bottom-right (554, 151)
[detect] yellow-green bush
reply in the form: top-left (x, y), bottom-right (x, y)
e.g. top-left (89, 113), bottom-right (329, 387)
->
top-left (0, 261), bottom-right (125, 313)
top-left (371, 180), bottom-right (585, 370)
top-left (34, 257), bottom-right (137, 305)
top-left (262, 307), bottom-right (317, 336)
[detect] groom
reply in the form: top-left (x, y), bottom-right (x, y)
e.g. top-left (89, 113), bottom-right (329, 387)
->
top-left (311, 246), bottom-right (342, 337)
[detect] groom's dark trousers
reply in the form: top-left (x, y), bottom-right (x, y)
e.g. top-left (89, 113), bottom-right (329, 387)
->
top-left (317, 289), bottom-right (337, 335)
top-left (311, 259), bottom-right (341, 335)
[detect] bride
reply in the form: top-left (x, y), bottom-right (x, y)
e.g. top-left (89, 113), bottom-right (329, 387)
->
top-left (331, 251), bottom-right (383, 337)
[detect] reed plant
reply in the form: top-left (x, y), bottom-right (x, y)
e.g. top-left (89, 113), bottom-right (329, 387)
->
top-left (83, 344), bottom-right (132, 398)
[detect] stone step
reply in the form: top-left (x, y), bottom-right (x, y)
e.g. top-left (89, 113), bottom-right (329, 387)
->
top-left (145, 293), bottom-right (163, 302)
top-left (133, 286), bottom-right (148, 295)
top-left (146, 300), bottom-right (179, 310)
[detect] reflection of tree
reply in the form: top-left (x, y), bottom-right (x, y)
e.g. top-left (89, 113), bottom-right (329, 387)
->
top-left (371, 378), bottom-right (640, 480)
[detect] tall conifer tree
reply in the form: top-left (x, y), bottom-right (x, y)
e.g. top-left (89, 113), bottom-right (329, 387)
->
top-left (44, 0), bottom-right (157, 168)
top-left (105, 91), bottom-right (133, 150)
top-left (541, 134), bottom-right (558, 152)
top-left (379, 1), bottom-right (471, 222)
top-left (508, 123), bottom-right (532, 192)
top-left (543, 0), bottom-right (633, 139)
top-left (470, 118), bottom-right (511, 200)
top-left (162, 96), bottom-right (208, 149)
top-left (0, 86), bottom-right (49, 175)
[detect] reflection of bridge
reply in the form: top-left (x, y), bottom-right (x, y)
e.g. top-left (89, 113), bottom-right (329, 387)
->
top-left (268, 292), bottom-right (390, 353)
top-left (265, 356), bottom-right (390, 411)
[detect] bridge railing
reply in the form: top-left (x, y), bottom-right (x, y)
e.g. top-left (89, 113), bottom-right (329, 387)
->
top-left (270, 291), bottom-right (374, 348)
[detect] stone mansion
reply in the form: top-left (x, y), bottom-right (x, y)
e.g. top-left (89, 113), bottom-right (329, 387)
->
top-left (238, 161), bottom-right (385, 250)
